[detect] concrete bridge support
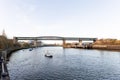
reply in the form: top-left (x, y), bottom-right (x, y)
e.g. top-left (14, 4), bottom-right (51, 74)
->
top-left (76, 40), bottom-right (82, 48)
top-left (63, 39), bottom-right (66, 48)
top-left (34, 40), bottom-right (37, 47)
top-left (79, 40), bottom-right (82, 46)
top-left (93, 39), bottom-right (97, 43)
top-left (13, 37), bottom-right (18, 44)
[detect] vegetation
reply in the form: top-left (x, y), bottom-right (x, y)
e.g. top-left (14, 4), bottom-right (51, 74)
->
top-left (0, 36), bottom-right (22, 50)
top-left (22, 42), bottom-right (30, 48)
top-left (0, 36), bottom-right (9, 49)
top-left (94, 39), bottom-right (120, 45)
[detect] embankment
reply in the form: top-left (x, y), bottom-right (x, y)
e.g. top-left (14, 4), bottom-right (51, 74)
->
top-left (7, 47), bottom-right (29, 60)
top-left (93, 45), bottom-right (120, 51)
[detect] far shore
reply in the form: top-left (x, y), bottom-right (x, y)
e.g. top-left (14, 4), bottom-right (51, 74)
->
top-left (92, 45), bottom-right (120, 52)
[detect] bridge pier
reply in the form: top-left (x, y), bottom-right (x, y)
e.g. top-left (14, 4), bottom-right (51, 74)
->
top-left (13, 37), bottom-right (18, 44)
top-left (34, 40), bottom-right (37, 47)
top-left (93, 39), bottom-right (97, 43)
top-left (76, 40), bottom-right (82, 48)
top-left (63, 39), bottom-right (66, 48)
top-left (79, 40), bottom-right (82, 45)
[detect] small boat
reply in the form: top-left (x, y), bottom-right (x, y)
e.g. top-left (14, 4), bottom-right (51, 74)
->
top-left (45, 54), bottom-right (53, 58)
top-left (45, 51), bottom-right (53, 58)
top-left (29, 48), bottom-right (33, 51)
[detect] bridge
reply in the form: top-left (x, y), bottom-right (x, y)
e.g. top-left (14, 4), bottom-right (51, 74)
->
top-left (13, 36), bottom-right (97, 47)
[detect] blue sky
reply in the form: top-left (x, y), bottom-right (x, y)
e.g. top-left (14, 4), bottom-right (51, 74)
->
top-left (0, 0), bottom-right (120, 39)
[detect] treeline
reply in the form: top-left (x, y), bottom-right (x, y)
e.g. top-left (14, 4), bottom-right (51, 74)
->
top-left (0, 36), bottom-right (18, 50)
top-left (0, 36), bottom-right (30, 50)
top-left (94, 39), bottom-right (120, 45)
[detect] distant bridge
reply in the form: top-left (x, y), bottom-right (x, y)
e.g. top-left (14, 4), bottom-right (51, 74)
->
top-left (13, 36), bottom-right (97, 41)
top-left (13, 36), bottom-right (97, 47)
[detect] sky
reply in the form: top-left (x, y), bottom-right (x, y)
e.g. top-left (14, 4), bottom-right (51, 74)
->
top-left (0, 0), bottom-right (120, 39)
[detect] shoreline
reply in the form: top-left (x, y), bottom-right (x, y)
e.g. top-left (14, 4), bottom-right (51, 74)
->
top-left (7, 47), bottom-right (29, 61)
top-left (92, 45), bottom-right (120, 52)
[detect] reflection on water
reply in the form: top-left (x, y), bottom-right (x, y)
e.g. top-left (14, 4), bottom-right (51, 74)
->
top-left (8, 47), bottom-right (120, 80)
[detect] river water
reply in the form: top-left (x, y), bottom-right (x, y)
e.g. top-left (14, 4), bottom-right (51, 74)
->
top-left (7, 47), bottom-right (120, 80)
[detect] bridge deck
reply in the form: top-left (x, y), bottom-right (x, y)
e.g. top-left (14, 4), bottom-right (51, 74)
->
top-left (14, 36), bottom-right (97, 41)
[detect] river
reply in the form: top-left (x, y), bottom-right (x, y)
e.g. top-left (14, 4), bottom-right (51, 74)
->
top-left (7, 47), bottom-right (120, 80)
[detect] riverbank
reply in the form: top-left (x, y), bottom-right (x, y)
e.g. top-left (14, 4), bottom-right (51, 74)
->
top-left (6, 47), bottom-right (31, 61)
top-left (92, 45), bottom-right (120, 51)
top-left (0, 47), bottom-right (29, 80)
